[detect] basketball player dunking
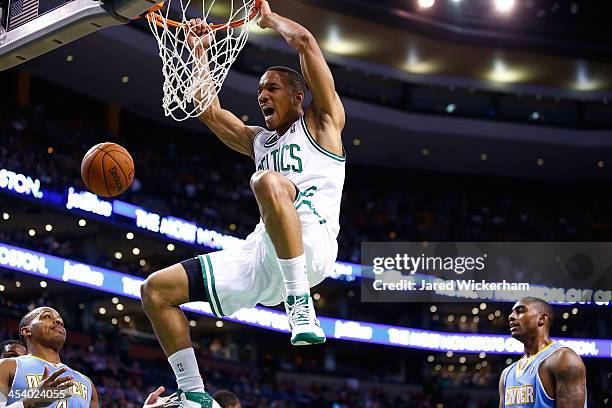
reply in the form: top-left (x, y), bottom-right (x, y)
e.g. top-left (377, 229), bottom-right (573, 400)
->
top-left (140, 0), bottom-right (345, 406)
top-left (500, 297), bottom-right (587, 408)
top-left (0, 307), bottom-right (98, 407)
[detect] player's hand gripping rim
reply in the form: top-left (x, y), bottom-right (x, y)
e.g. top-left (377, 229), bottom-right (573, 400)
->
top-left (185, 19), bottom-right (215, 52)
top-left (256, 0), bottom-right (274, 30)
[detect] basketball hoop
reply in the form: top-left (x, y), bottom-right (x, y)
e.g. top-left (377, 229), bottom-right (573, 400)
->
top-left (146, 0), bottom-right (261, 121)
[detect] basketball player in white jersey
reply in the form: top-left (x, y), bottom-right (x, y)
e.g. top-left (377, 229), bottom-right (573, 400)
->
top-left (499, 297), bottom-right (587, 408)
top-left (140, 1), bottom-right (345, 406)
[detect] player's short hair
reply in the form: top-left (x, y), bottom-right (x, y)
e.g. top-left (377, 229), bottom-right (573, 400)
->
top-left (266, 66), bottom-right (306, 95)
top-left (212, 390), bottom-right (240, 408)
top-left (18, 308), bottom-right (46, 341)
top-left (0, 339), bottom-right (26, 350)
top-left (521, 297), bottom-right (554, 326)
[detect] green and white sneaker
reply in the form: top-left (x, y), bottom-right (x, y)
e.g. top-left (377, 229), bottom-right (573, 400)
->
top-left (285, 294), bottom-right (326, 346)
top-left (176, 389), bottom-right (221, 408)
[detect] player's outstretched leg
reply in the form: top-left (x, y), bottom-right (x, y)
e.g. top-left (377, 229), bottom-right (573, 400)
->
top-left (250, 170), bottom-right (325, 346)
top-left (141, 264), bottom-right (222, 407)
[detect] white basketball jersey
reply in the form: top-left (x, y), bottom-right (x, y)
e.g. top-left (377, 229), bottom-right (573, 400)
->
top-left (253, 116), bottom-right (346, 237)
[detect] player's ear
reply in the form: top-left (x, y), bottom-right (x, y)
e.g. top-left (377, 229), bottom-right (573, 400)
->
top-left (20, 325), bottom-right (31, 339)
top-left (294, 90), bottom-right (304, 106)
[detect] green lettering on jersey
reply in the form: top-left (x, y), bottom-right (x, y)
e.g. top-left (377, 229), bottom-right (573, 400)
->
top-left (257, 144), bottom-right (303, 173)
top-left (270, 149), bottom-right (280, 171)
top-left (280, 145), bottom-right (290, 171)
top-left (289, 144), bottom-right (303, 173)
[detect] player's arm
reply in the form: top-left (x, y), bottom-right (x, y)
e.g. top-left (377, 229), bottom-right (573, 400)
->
top-left (550, 348), bottom-right (587, 408)
top-left (89, 385), bottom-right (99, 408)
top-left (257, 1), bottom-right (345, 152)
top-left (186, 20), bottom-right (258, 159)
top-left (0, 358), bottom-right (16, 399)
top-left (199, 102), bottom-right (260, 160)
top-left (498, 366), bottom-right (508, 408)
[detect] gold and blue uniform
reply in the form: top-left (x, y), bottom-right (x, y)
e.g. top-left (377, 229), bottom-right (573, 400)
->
top-left (7, 355), bottom-right (93, 407)
top-left (502, 342), bottom-right (587, 408)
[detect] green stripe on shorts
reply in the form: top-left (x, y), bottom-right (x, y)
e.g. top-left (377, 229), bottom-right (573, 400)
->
top-left (205, 255), bottom-right (225, 317)
top-left (198, 255), bottom-right (222, 317)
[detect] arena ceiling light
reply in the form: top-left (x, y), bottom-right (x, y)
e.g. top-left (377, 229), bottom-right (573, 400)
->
top-left (487, 58), bottom-right (527, 83)
top-left (494, 0), bottom-right (515, 13)
top-left (574, 63), bottom-right (602, 91)
top-left (323, 25), bottom-right (365, 56)
top-left (418, 0), bottom-right (435, 8)
top-left (403, 46), bottom-right (438, 74)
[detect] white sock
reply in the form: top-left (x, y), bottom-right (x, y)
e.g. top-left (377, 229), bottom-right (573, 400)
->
top-left (279, 253), bottom-right (310, 296)
top-left (168, 348), bottom-right (205, 392)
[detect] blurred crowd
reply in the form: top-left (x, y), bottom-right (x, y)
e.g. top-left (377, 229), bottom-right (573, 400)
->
top-left (2, 99), bottom-right (612, 267)
top-left (0, 300), bottom-right (500, 408)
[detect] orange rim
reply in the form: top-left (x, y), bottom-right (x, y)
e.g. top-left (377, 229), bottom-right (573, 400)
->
top-left (146, 0), bottom-right (261, 30)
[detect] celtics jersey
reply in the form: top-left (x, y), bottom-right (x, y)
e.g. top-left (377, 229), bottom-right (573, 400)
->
top-left (502, 342), bottom-right (586, 408)
top-left (254, 116), bottom-right (346, 237)
top-left (7, 355), bottom-right (93, 407)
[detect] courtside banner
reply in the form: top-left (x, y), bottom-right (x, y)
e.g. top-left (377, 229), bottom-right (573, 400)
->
top-left (361, 242), bottom-right (612, 305)
top-left (1, 242), bottom-right (611, 357)
top-left (0, 168), bottom-right (360, 281)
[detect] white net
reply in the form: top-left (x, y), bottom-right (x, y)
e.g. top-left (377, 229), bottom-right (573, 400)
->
top-left (147, 0), bottom-right (258, 121)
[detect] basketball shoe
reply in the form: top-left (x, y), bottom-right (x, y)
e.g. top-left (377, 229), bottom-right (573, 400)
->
top-left (285, 294), bottom-right (326, 346)
top-left (176, 390), bottom-right (221, 408)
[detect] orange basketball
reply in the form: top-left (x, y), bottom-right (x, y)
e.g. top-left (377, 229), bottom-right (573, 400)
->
top-left (81, 142), bottom-right (135, 197)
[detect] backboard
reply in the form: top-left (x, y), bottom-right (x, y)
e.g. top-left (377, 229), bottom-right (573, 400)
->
top-left (0, 0), bottom-right (158, 70)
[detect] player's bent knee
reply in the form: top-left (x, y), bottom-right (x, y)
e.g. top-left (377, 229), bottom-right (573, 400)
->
top-left (250, 170), bottom-right (293, 202)
top-left (250, 170), bottom-right (276, 192)
top-left (141, 264), bottom-right (190, 309)
top-left (140, 274), bottom-right (162, 309)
